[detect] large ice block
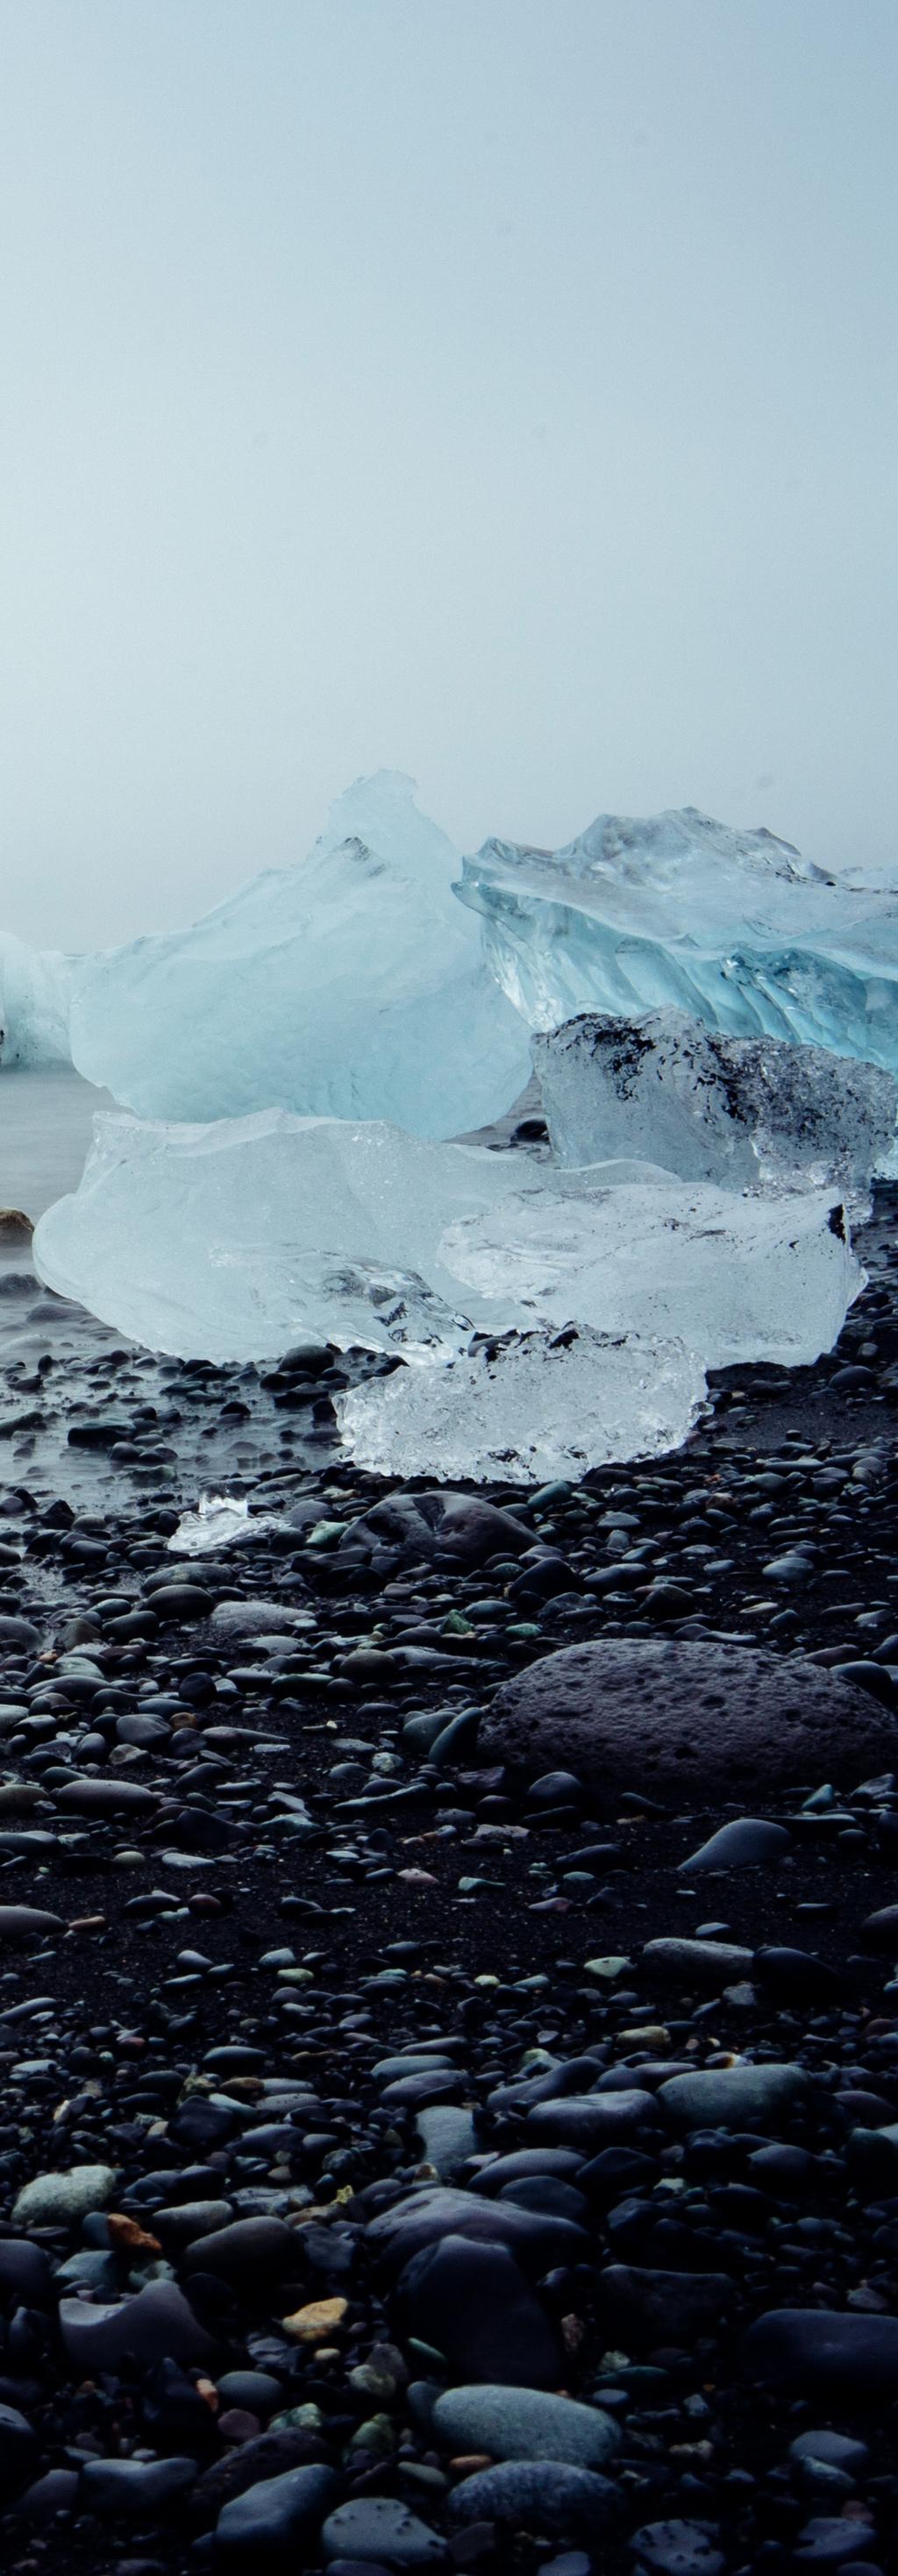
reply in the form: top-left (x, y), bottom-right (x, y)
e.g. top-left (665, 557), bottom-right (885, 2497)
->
top-left (0, 936), bottom-right (84, 1068)
top-left (68, 772), bottom-right (530, 1136)
top-left (32, 1106), bottom-right (860, 1384)
top-left (535, 1009), bottom-right (898, 1199)
top-left (456, 805), bottom-right (898, 1067)
top-left (338, 1326), bottom-right (708, 1484)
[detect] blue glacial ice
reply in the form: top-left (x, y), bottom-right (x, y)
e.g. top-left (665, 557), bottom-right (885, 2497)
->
top-left (456, 805), bottom-right (898, 1067)
top-left (535, 1009), bottom-right (898, 1203)
top-left (68, 772), bottom-right (531, 1138)
top-left (12, 783), bottom-right (893, 1477)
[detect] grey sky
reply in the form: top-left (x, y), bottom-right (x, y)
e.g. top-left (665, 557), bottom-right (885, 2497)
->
top-left (1, 0), bottom-right (896, 951)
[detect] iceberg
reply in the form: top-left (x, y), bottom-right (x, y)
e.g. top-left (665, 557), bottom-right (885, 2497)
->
top-left (535, 1009), bottom-right (898, 1200)
top-left (32, 1106), bottom-right (860, 1392)
top-left (0, 936), bottom-right (84, 1068)
top-left (68, 772), bottom-right (531, 1138)
top-left (338, 1326), bottom-right (708, 1484)
top-left (456, 805), bottom-right (898, 1067)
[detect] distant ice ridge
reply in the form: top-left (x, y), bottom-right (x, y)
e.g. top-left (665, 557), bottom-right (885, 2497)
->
top-left (0, 936), bottom-right (85, 1068)
top-left (68, 773), bottom-right (530, 1138)
top-left (32, 1107), bottom-right (861, 1475)
top-left (536, 1009), bottom-right (898, 1204)
top-left (457, 805), bottom-right (898, 1067)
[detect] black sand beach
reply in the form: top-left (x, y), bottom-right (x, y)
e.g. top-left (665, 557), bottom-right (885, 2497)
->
top-left (0, 1192), bottom-right (896, 2571)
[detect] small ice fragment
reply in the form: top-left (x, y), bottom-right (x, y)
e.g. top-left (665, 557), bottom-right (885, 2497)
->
top-left (337, 1326), bottom-right (707, 1484)
top-left (167, 1495), bottom-right (282, 1555)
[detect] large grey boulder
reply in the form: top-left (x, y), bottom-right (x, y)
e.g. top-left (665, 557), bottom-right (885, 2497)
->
top-left (481, 1638), bottom-right (894, 1800)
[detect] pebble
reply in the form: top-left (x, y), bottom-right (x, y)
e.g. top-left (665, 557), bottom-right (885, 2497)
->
top-left (13, 2160), bottom-right (117, 2225)
top-left (640, 1937), bottom-right (755, 1989)
top-left (678, 1817), bottom-right (793, 1871)
top-left (214, 2460), bottom-right (338, 2560)
top-left (415, 2103), bottom-right (479, 2180)
top-left (321, 2496), bottom-right (448, 2566)
top-left (659, 2060), bottom-right (809, 2129)
top-left (59, 2277), bottom-right (215, 2371)
top-left (447, 2459), bottom-right (619, 2539)
top-left (432, 2383), bottom-right (621, 2467)
top-left (81, 2454), bottom-right (196, 2516)
top-left (741, 2307), bottom-right (898, 2390)
top-left (396, 2234), bottom-right (564, 2387)
top-left (631, 2523), bottom-right (725, 2576)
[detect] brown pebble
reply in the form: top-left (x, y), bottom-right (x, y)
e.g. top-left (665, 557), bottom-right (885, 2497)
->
top-left (107, 2213), bottom-right (162, 2258)
top-left (282, 2297), bottom-right (348, 2342)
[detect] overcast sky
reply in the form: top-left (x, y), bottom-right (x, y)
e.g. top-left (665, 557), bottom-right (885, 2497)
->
top-left (1, 0), bottom-right (896, 950)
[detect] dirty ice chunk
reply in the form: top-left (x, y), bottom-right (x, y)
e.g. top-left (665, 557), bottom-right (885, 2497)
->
top-left (535, 1010), bottom-right (898, 1202)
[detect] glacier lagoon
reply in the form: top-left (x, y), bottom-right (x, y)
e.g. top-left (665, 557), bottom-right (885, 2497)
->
top-left (7, 772), bottom-right (896, 1480)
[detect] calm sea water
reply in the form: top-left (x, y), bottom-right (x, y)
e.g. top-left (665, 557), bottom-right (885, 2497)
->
top-left (0, 1065), bottom-right (115, 1230)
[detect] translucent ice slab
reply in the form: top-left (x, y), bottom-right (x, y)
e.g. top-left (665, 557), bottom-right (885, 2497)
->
top-left (32, 1106), bottom-right (860, 1381)
top-left (338, 1325), bottom-right (708, 1484)
top-left (440, 1166), bottom-right (859, 1369)
top-left (456, 805), bottom-right (898, 1066)
top-left (68, 772), bottom-right (530, 1137)
top-left (535, 1009), bottom-right (898, 1201)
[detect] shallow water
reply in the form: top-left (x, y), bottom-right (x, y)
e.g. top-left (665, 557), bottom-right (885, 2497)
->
top-left (0, 1065), bottom-right (363, 1517)
top-left (0, 1063), bottom-right (116, 1226)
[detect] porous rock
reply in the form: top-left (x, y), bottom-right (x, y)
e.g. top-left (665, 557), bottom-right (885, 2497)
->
top-left (481, 1638), bottom-right (894, 1798)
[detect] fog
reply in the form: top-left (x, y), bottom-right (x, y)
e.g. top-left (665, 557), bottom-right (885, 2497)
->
top-left (1, 0), bottom-right (896, 952)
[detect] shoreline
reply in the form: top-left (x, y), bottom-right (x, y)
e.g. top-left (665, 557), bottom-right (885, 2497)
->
top-left (0, 1189), bottom-right (895, 2567)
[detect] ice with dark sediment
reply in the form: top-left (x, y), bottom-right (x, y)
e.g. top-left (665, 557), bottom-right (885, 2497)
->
top-left (535, 1008), bottom-right (898, 1202)
top-left (456, 805), bottom-right (898, 1066)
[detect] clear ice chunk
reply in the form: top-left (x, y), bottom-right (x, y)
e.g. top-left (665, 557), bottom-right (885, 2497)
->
top-left (0, 936), bottom-right (84, 1068)
top-left (456, 805), bottom-right (898, 1068)
top-left (439, 1167), bottom-right (859, 1370)
top-left (68, 772), bottom-right (530, 1137)
top-left (337, 1326), bottom-right (708, 1484)
top-left (32, 1106), bottom-right (860, 1389)
top-left (535, 1009), bottom-right (898, 1202)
